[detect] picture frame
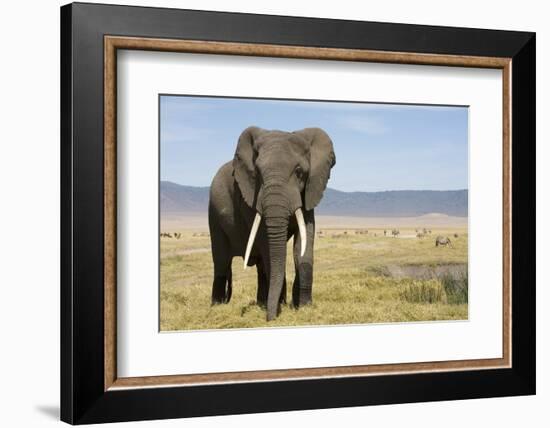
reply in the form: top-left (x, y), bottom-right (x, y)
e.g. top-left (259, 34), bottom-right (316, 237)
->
top-left (60, 2), bottom-right (535, 424)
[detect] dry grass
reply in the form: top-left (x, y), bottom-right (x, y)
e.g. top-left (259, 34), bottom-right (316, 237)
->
top-left (160, 220), bottom-right (468, 331)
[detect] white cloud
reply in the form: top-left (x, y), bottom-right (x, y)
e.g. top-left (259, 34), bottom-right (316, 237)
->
top-left (337, 115), bottom-right (388, 135)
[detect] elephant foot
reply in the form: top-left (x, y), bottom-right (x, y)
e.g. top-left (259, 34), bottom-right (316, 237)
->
top-left (291, 284), bottom-right (313, 308)
top-left (211, 273), bottom-right (232, 304)
top-left (292, 263), bottom-right (313, 308)
top-left (291, 297), bottom-right (312, 309)
top-left (256, 285), bottom-right (268, 307)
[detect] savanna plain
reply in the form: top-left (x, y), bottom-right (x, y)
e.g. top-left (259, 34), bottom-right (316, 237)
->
top-left (160, 214), bottom-right (468, 331)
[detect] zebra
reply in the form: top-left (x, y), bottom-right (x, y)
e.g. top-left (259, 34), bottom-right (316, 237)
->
top-left (391, 229), bottom-right (400, 238)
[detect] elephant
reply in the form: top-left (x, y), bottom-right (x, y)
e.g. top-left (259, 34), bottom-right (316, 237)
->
top-left (208, 126), bottom-right (336, 321)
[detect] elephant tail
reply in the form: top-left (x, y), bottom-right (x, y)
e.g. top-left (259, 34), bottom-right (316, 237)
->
top-left (225, 267), bottom-right (233, 303)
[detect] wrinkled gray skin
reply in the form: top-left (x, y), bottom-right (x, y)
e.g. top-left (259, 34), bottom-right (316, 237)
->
top-left (208, 127), bottom-right (336, 320)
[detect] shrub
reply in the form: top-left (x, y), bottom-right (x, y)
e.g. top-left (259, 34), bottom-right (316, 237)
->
top-left (399, 280), bottom-right (447, 304)
top-left (440, 271), bottom-right (468, 305)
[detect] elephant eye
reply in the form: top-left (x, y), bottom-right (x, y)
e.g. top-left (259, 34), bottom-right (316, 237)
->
top-left (295, 166), bottom-right (304, 179)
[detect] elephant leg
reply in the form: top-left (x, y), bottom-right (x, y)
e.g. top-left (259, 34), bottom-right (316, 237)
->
top-left (256, 260), bottom-right (268, 307)
top-left (292, 210), bottom-right (315, 307)
top-left (212, 267), bottom-right (232, 304)
top-left (210, 220), bottom-right (233, 304)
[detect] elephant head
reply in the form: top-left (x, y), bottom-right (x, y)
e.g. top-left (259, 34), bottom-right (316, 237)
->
top-left (233, 126), bottom-right (336, 320)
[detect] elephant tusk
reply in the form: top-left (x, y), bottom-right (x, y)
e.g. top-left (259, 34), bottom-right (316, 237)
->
top-left (243, 213), bottom-right (262, 269)
top-left (295, 208), bottom-right (307, 257)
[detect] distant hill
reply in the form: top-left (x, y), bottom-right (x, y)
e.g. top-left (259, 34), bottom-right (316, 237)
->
top-left (318, 188), bottom-right (467, 217)
top-left (160, 181), bottom-right (467, 217)
top-left (160, 181), bottom-right (210, 213)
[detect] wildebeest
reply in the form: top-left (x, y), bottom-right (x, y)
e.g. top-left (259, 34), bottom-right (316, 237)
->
top-left (384, 230), bottom-right (387, 236)
top-left (355, 229), bottom-right (368, 235)
top-left (391, 229), bottom-right (400, 238)
top-left (174, 232), bottom-right (182, 239)
top-left (453, 233), bottom-right (459, 238)
top-left (331, 232), bottom-right (349, 239)
top-left (435, 236), bottom-right (453, 248)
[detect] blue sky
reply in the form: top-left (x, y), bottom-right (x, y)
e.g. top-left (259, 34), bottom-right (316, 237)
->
top-left (160, 95), bottom-right (468, 192)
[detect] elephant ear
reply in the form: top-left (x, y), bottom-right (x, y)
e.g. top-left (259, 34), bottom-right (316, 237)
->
top-left (233, 126), bottom-right (262, 208)
top-left (296, 128), bottom-right (336, 211)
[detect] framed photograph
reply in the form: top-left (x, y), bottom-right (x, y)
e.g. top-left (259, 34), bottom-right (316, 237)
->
top-left (60, 2), bottom-right (535, 424)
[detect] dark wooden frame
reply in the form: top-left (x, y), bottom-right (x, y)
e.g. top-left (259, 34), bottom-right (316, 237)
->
top-left (61, 2), bottom-right (536, 424)
top-left (105, 36), bottom-right (513, 388)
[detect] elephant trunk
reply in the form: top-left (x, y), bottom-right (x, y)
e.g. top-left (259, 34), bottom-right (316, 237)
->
top-left (265, 215), bottom-right (289, 321)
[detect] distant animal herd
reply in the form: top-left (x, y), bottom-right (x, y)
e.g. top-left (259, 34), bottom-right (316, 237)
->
top-left (161, 229), bottom-right (457, 247)
top-left (159, 232), bottom-right (209, 239)
top-left (159, 232), bottom-right (182, 239)
top-left (319, 228), bottom-right (456, 247)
